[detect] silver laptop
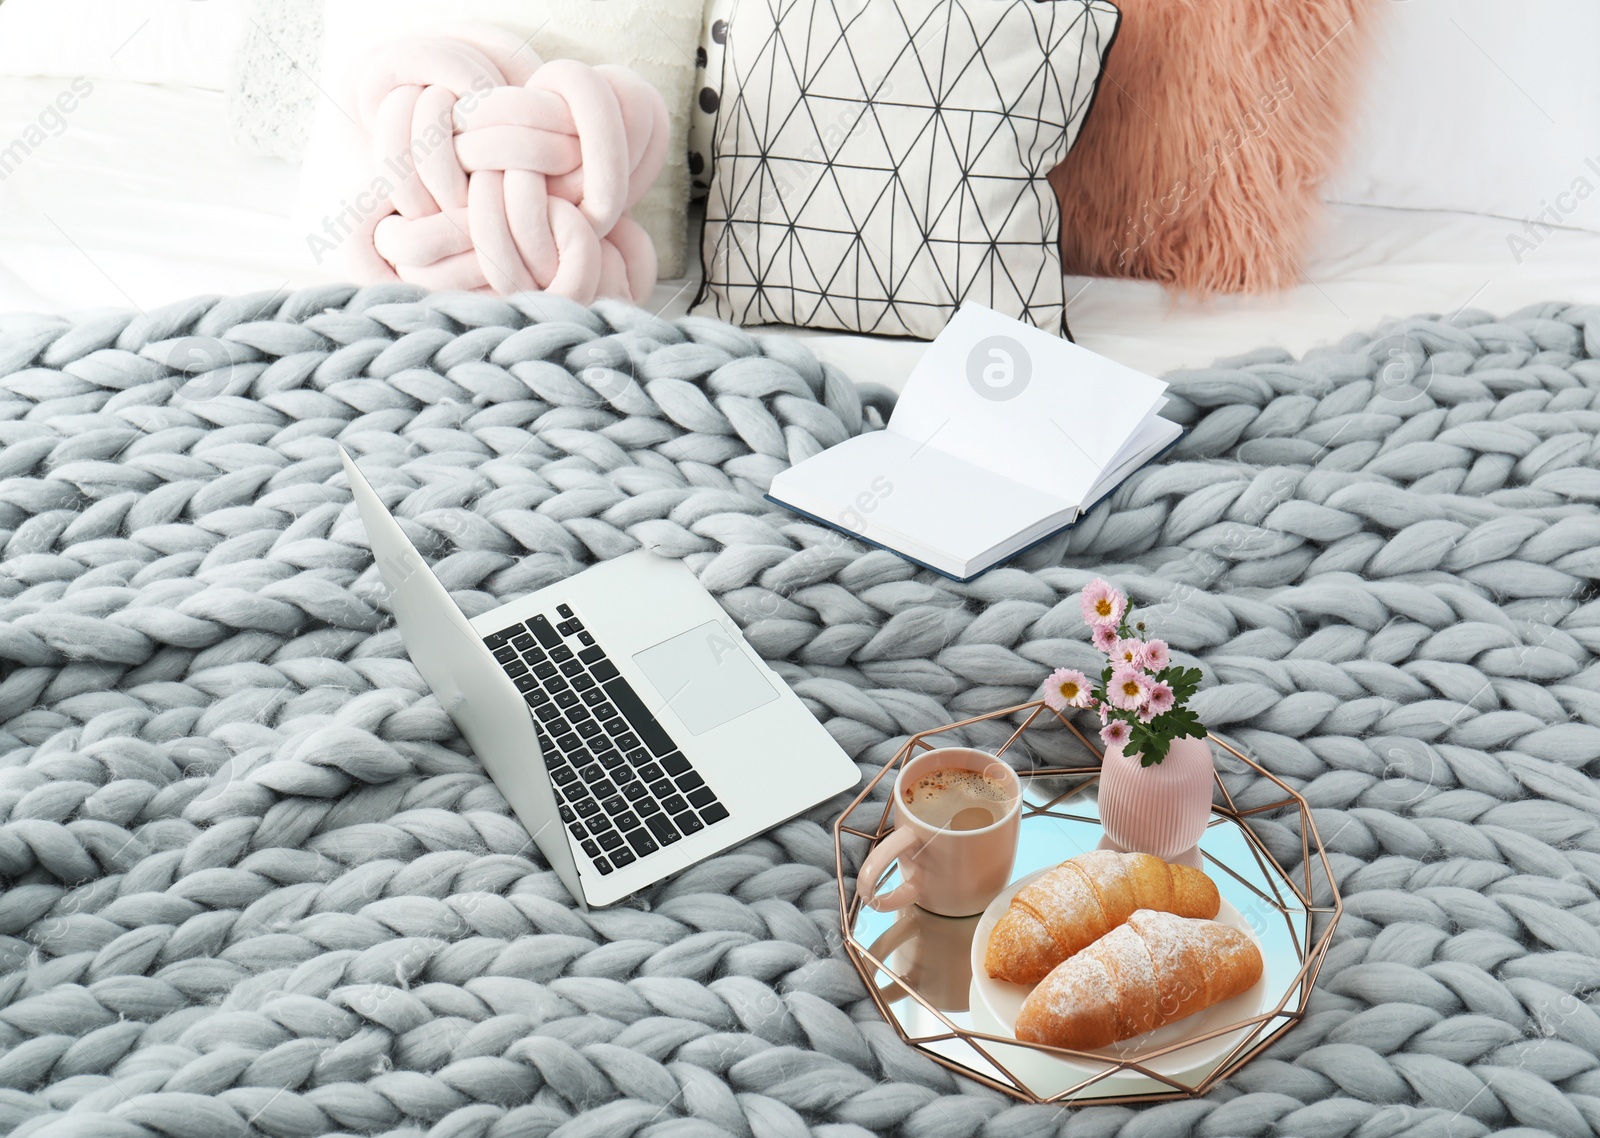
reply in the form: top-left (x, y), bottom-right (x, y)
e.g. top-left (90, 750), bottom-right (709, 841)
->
top-left (341, 448), bottom-right (859, 908)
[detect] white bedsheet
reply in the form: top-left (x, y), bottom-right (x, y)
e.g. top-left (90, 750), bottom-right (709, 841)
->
top-left (4, 77), bottom-right (1599, 389)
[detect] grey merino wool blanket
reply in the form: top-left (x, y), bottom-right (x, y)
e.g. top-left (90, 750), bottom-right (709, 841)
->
top-left (1, 287), bottom-right (1600, 1138)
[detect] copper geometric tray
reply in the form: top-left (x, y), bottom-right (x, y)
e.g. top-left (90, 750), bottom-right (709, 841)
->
top-left (833, 700), bottom-right (1341, 1105)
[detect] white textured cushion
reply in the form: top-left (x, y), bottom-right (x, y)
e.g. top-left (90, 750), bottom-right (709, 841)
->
top-left (695, 0), bottom-right (1120, 339)
top-left (227, 0), bottom-right (325, 161)
top-left (297, 0), bottom-right (701, 280)
top-left (0, 0), bottom-right (249, 91)
top-left (1327, 0), bottom-right (1600, 235)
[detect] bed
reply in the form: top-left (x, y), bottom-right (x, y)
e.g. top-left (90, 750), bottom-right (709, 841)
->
top-left (8, 24), bottom-right (1600, 1138)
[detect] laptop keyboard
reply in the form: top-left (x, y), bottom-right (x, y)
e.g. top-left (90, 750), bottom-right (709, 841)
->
top-left (483, 603), bottom-right (729, 875)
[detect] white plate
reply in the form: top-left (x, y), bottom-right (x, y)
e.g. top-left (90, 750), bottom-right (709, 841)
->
top-left (969, 864), bottom-right (1272, 1084)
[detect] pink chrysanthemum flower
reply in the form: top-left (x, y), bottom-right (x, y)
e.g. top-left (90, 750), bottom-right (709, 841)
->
top-left (1100, 719), bottom-right (1131, 749)
top-left (1143, 681), bottom-right (1176, 720)
top-left (1042, 668), bottom-right (1092, 710)
top-left (1091, 623), bottom-right (1119, 653)
top-left (1140, 638), bottom-right (1171, 672)
top-left (1108, 666), bottom-right (1152, 711)
top-left (1111, 638), bottom-right (1143, 669)
top-left (1080, 579), bottom-right (1126, 628)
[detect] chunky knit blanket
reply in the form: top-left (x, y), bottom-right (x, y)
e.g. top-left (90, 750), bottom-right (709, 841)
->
top-left (2, 288), bottom-right (1599, 1138)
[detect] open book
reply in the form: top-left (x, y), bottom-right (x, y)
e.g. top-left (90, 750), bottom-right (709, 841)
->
top-left (767, 304), bottom-right (1183, 580)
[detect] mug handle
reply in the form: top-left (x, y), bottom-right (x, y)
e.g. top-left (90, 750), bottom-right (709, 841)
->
top-left (855, 827), bottom-right (920, 912)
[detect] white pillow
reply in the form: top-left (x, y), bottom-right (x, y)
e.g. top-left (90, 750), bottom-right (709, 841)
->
top-left (297, 0), bottom-right (701, 281)
top-left (0, 0), bottom-right (250, 91)
top-left (1326, 0), bottom-right (1600, 236)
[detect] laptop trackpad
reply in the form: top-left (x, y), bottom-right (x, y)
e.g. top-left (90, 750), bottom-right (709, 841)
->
top-left (633, 620), bottom-right (778, 735)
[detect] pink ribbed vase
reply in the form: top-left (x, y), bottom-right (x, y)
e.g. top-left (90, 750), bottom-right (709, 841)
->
top-left (1097, 733), bottom-right (1215, 864)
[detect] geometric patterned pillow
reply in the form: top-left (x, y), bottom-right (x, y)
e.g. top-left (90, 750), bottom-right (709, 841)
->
top-left (692, 0), bottom-right (1121, 340)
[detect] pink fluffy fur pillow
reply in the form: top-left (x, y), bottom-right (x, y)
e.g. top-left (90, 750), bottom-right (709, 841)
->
top-left (1050, 0), bottom-right (1379, 296)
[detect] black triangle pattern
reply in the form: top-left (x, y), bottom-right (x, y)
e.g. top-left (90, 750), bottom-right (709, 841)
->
top-left (694, 0), bottom-right (1120, 340)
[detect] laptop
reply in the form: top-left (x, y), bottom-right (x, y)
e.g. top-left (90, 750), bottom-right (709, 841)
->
top-left (340, 448), bottom-right (860, 908)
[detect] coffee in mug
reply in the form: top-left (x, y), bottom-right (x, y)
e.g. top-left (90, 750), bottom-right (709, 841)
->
top-left (902, 767), bottom-right (1015, 832)
top-left (856, 747), bottom-right (1022, 917)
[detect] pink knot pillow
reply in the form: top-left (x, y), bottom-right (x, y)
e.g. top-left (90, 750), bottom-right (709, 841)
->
top-left (342, 25), bottom-right (669, 304)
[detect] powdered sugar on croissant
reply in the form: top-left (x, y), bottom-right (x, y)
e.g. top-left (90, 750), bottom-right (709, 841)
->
top-left (1015, 909), bottom-right (1263, 1050)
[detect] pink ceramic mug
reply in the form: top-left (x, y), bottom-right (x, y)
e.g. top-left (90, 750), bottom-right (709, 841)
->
top-left (856, 747), bottom-right (1022, 918)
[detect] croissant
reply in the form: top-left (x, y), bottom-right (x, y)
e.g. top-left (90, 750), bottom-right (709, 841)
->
top-left (1014, 909), bottom-right (1263, 1050)
top-left (984, 850), bottom-right (1219, 984)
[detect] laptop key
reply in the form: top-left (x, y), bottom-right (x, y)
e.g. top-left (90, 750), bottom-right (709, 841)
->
top-left (560, 660), bottom-right (584, 677)
top-left (594, 855), bottom-right (614, 875)
top-left (493, 645), bottom-right (517, 664)
top-left (551, 645), bottom-right (574, 663)
top-left (514, 675), bottom-right (539, 693)
top-left (627, 829), bottom-right (658, 856)
top-left (687, 787), bottom-right (716, 808)
top-left (550, 765), bottom-right (577, 786)
top-left (614, 810), bottom-right (640, 831)
top-left (616, 732), bottom-right (642, 752)
top-left (547, 717), bottom-right (571, 736)
top-left (675, 810), bottom-right (705, 834)
top-left (601, 794), bottom-right (626, 815)
top-left (649, 778), bottom-right (674, 798)
top-left (661, 794), bottom-right (688, 815)
top-left (521, 646), bottom-right (547, 665)
top-left (638, 763), bottom-right (664, 783)
top-left (578, 631), bottom-right (595, 646)
top-left (570, 820), bottom-right (588, 838)
top-left (603, 717), bottom-right (628, 736)
top-left (504, 660), bottom-right (528, 678)
top-left (591, 660), bottom-right (619, 681)
top-left (625, 749), bottom-right (650, 767)
top-left (582, 688), bottom-right (607, 706)
top-left (484, 630), bottom-right (513, 649)
top-left (598, 829), bottom-right (624, 850)
top-left (559, 805), bottom-right (575, 823)
top-left (572, 674), bottom-right (596, 691)
top-left (581, 839), bottom-right (600, 858)
top-left (557, 603), bottom-right (574, 618)
top-left (700, 802), bottom-right (729, 824)
top-left (593, 779), bottom-right (618, 800)
top-left (579, 646), bottom-right (607, 665)
top-left (558, 619), bottom-right (582, 636)
top-left (622, 780), bottom-right (648, 800)
top-left (646, 815), bottom-right (681, 845)
top-left (533, 661), bottom-right (557, 680)
top-left (574, 797), bottom-right (601, 818)
top-left (675, 771), bottom-right (704, 791)
top-left (534, 703), bottom-right (561, 722)
top-left (600, 677), bottom-right (676, 755)
top-left (528, 615), bottom-right (561, 647)
top-left (577, 762), bottom-right (603, 783)
top-left (611, 847), bottom-right (635, 868)
top-left (555, 690), bottom-right (579, 709)
top-left (511, 632), bottom-right (535, 648)
top-left (661, 753), bottom-right (691, 776)
top-left (599, 751), bottom-right (628, 772)
top-left (595, 703), bottom-right (618, 720)
top-left (637, 799), bottom-right (661, 817)
top-left (547, 677), bottom-right (569, 694)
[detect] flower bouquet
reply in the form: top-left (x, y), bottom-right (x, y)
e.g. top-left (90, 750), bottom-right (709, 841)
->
top-left (1041, 579), bottom-right (1213, 863)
